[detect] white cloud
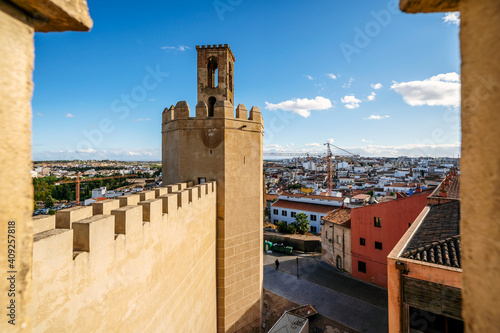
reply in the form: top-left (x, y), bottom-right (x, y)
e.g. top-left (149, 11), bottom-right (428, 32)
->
top-left (350, 142), bottom-right (461, 157)
top-left (443, 12), bottom-right (460, 25)
top-left (78, 148), bottom-right (96, 153)
top-left (341, 95), bottom-right (361, 109)
top-left (304, 143), bottom-right (322, 148)
top-left (391, 72), bottom-right (460, 107)
top-left (361, 139), bottom-right (373, 143)
top-left (371, 83), bottom-right (383, 90)
top-left (36, 112), bottom-right (42, 117)
top-left (161, 45), bottom-right (191, 51)
top-left (367, 92), bottom-right (376, 101)
top-left (366, 115), bottom-right (390, 120)
top-left (65, 113), bottom-right (75, 118)
top-left (327, 74), bottom-right (337, 80)
top-left (265, 96), bottom-right (333, 118)
top-left (306, 75), bottom-right (314, 81)
top-left (134, 118), bottom-right (152, 122)
top-left (265, 144), bottom-right (284, 150)
top-left (149, 98), bottom-right (156, 102)
top-left (342, 78), bottom-right (354, 88)
top-left (327, 138), bottom-right (334, 144)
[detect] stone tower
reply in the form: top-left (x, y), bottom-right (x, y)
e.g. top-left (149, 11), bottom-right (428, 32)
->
top-left (197, 44), bottom-right (235, 115)
top-left (162, 44), bottom-right (263, 333)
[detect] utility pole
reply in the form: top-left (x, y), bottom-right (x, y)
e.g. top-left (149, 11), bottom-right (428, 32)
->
top-left (296, 257), bottom-right (299, 278)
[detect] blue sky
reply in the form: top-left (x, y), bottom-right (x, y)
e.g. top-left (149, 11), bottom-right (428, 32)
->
top-left (32, 0), bottom-right (461, 161)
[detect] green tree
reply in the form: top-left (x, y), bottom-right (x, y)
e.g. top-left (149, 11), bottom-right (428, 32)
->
top-left (294, 212), bottom-right (310, 235)
top-left (286, 223), bottom-right (297, 234)
top-left (276, 221), bottom-right (288, 233)
top-left (48, 209), bottom-right (55, 215)
top-left (43, 195), bottom-right (55, 208)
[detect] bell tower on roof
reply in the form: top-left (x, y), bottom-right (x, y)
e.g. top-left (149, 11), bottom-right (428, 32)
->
top-left (196, 44), bottom-right (235, 116)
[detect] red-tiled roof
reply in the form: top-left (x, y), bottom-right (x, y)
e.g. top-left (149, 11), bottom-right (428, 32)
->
top-left (266, 194), bottom-right (278, 201)
top-left (322, 209), bottom-right (351, 228)
top-left (271, 200), bottom-right (335, 214)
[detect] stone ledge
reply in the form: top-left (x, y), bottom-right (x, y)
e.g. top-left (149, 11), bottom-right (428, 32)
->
top-left (400, 0), bottom-right (459, 13)
top-left (10, 0), bottom-right (92, 32)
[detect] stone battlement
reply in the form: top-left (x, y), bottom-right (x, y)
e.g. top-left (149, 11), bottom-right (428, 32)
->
top-left (31, 181), bottom-right (218, 332)
top-left (162, 100), bottom-right (263, 125)
top-left (196, 44), bottom-right (234, 59)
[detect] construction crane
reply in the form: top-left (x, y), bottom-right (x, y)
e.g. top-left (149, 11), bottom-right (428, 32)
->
top-left (55, 173), bottom-right (137, 205)
top-left (325, 142), bottom-right (333, 196)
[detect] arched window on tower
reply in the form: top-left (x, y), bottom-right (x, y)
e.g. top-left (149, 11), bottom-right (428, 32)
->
top-left (207, 57), bottom-right (218, 88)
top-left (208, 96), bottom-right (216, 117)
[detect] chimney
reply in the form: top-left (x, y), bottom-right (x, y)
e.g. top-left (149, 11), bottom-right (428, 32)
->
top-left (439, 182), bottom-right (448, 197)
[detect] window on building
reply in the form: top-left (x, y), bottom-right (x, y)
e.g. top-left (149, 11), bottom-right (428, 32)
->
top-left (374, 217), bottom-right (382, 228)
top-left (336, 256), bottom-right (342, 270)
top-left (358, 261), bottom-right (366, 273)
top-left (291, 211), bottom-right (296, 218)
top-left (375, 241), bottom-right (383, 250)
top-left (273, 219), bottom-right (278, 224)
top-left (310, 226), bottom-right (317, 233)
top-left (198, 177), bottom-right (206, 184)
top-left (273, 209), bottom-right (278, 215)
top-left (310, 214), bottom-right (317, 221)
top-left (360, 238), bottom-right (366, 246)
top-left (337, 235), bottom-right (341, 244)
top-left (282, 210), bottom-right (287, 217)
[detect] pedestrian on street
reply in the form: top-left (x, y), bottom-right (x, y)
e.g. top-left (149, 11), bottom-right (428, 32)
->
top-left (275, 259), bottom-right (279, 270)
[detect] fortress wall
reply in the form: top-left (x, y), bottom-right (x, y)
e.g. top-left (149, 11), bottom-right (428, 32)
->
top-left (32, 182), bottom-right (217, 332)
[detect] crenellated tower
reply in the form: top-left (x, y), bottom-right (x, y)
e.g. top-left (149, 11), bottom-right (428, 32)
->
top-left (162, 44), bottom-right (263, 333)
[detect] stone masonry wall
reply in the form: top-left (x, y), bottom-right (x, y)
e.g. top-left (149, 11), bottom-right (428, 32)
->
top-left (31, 182), bottom-right (217, 332)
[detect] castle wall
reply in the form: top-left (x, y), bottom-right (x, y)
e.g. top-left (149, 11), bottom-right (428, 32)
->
top-left (32, 182), bottom-right (218, 332)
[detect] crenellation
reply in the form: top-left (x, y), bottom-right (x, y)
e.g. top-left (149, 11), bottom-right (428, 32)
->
top-left (138, 198), bottom-right (163, 223)
top-left (139, 190), bottom-right (156, 201)
top-left (33, 214), bottom-right (55, 233)
top-left (119, 193), bottom-right (141, 207)
top-left (175, 101), bottom-right (190, 118)
top-left (158, 193), bottom-right (178, 214)
top-left (167, 105), bottom-right (175, 122)
top-left (235, 104), bottom-right (247, 119)
top-left (92, 198), bottom-right (120, 215)
top-left (178, 182), bottom-right (189, 190)
top-left (72, 214), bottom-right (115, 253)
top-left (55, 205), bottom-right (93, 229)
top-left (248, 106), bottom-right (263, 123)
top-left (162, 107), bottom-right (168, 124)
top-left (111, 205), bottom-right (143, 235)
top-left (214, 100), bottom-right (234, 118)
top-left (196, 101), bottom-right (209, 117)
top-left (171, 189), bottom-right (190, 208)
top-left (155, 187), bottom-right (169, 197)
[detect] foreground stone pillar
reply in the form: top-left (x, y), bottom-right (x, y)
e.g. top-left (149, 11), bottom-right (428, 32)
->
top-left (400, 0), bottom-right (500, 331)
top-left (0, 1), bottom-right (91, 331)
top-left (459, 0), bottom-right (500, 331)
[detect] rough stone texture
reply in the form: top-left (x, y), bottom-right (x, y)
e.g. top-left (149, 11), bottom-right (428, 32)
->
top-left (0, 1), bottom-right (91, 331)
top-left (33, 214), bottom-right (56, 233)
top-left (163, 45), bottom-right (263, 333)
top-left (196, 45), bottom-right (235, 109)
top-left (32, 185), bottom-right (217, 332)
top-left (400, 0), bottom-right (458, 13)
top-left (0, 5), bottom-right (35, 331)
top-left (459, 0), bottom-right (500, 331)
top-left (10, 0), bottom-right (93, 32)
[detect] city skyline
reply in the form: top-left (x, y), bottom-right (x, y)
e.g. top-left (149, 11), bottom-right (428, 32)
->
top-left (32, 0), bottom-right (460, 161)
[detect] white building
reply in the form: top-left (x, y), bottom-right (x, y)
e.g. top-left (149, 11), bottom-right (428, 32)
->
top-left (270, 192), bottom-right (344, 233)
top-left (91, 187), bottom-right (107, 199)
top-left (302, 161), bottom-right (316, 171)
